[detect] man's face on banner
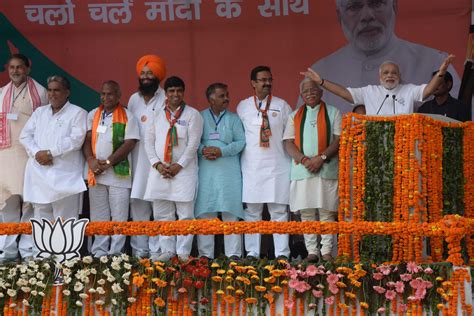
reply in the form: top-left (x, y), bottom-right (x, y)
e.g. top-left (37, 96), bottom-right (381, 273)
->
top-left (337, 0), bottom-right (396, 54)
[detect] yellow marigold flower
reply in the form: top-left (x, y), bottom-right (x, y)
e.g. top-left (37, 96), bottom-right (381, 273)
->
top-left (235, 290), bottom-right (244, 296)
top-left (223, 295), bottom-right (235, 303)
top-left (437, 303), bottom-right (445, 310)
top-left (153, 261), bottom-right (165, 267)
top-left (211, 263), bottom-right (220, 268)
top-left (345, 292), bottom-right (356, 299)
top-left (442, 281), bottom-right (452, 287)
top-left (338, 303), bottom-right (349, 309)
top-left (336, 282), bottom-right (347, 288)
top-left (147, 288), bottom-right (157, 294)
top-left (226, 269), bottom-right (235, 276)
top-left (264, 265), bottom-right (275, 271)
top-left (281, 280), bottom-right (288, 285)
top-left (247, 270), bottom-right (258, 276)
top-left (354, 264), bottom-right (363, 270)
top-left (235, 276), bottom-right (243, 282)
top-left (216, 290), bottom-right (225, 295)
top-left (264, 276), bottom-right (276, 284)
top-left (212, 276), bottom-right (223, 282)
top-left (436, 277), bottom-right (444, 282)
top-left (132, 276), bottom-right (145, 287)
top-left (217, 269), bottom-right (226, 275)
top-left (436, 288), bottom-right (445, 294)
top-left (235, 266), bottom-right (246, 273)
top-left (277, 259), bottom-right (287, 264)
top-left (255, 285), bottom-right (267, 292)
top-left (241, 277), bottom-right (251, 285)
top-left (264, 293), bottom-right (274, 304)
top-left (350, 280), bottom-right (361, 288)
top-left (225, 276), bottom-right (234, 283)
top-left (271, 269), bottom-right (285, 277)
top-left (226, 286), bottom-right (235, 291)
top-left (154, 297), bottom-right (166, 307)
top-left (155, 266), bottom-right (165, 273)
top-left (245, 297), bottom-right (258, 304)
top-left (229, 262), bottom-right (238, 267)
top-left (360, 302), bottom-right (369, 309)
top-left (271, 286), bottom-right (282, 293)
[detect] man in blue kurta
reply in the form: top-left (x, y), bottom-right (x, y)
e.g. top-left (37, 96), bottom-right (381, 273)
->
top-left (283, 77), bottom-right (341, 262)
top-left (195, 83), bottom-right (246, 259)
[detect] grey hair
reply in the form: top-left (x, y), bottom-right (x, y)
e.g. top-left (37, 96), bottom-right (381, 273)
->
top-left (47, 75), bottom-right (71, 91)
top-left (299, 77), bottom-right (320, 93)
top-left (102, 80), bottom-right (122, 97)
top-left (379, 60), bottom-right (400, 75)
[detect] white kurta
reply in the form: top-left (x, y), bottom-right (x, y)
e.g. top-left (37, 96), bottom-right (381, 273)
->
top-left (144, 105), bottom-right (203, 202)
top-left (87, 107), bottom-right (140, 188)
top-left (305, 36), bottom-right (460, 113)
top-left (127, 89), bottom-right (166, 199)
top-left (20, 102), bottom-right (88, 204)
top-left (282, 107), bottom-right (342, 211)
top-left (347, 83), bottom-right (426, 115)
top-left (0, 79), bottom-right (48, 208)
top-left (237, 95), bottom-right (292, 204)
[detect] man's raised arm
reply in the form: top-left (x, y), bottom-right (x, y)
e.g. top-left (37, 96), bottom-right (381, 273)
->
top-left (422, 54), bottom-right (455, 100)
top-left (300, 68), bottom-right (354, 104)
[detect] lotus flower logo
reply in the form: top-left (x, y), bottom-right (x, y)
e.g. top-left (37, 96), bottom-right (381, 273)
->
top-left (31, 217), bottom-right (89, 264)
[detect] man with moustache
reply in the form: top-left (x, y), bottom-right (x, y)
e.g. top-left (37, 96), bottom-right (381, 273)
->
top-left (84, 81), bottom-right (139, 257)
top-left (195, 83), bottom-right (246, 260)
top-left (305, 0), bottom-right (461, 113)
top-left (301, 54), bottom-right (454, 115)
top-left (144, 76), bottom-right (203, 262)
top-left (237, 66), bottom-right (292, 260)
top-left (284, 78), bottom-right (341, 262)
top-left (127, 55), bottom-right (166, 258)
top-left (20, 75), bottom-right (87, 226)
top-left (0, 53), bottom-right (47, 262)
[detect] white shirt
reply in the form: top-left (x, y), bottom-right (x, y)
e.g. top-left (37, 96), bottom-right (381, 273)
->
top-left (20, 102), bottom-right (87, 203)
top-left (86, 107), bottom-right (140, 188)
top-left (347, 83), bottom-right (426, 115)
top-left (127, 88), bottom-right (166, 199)
top-left (305, 36), bottom-right (460, 113)
top-left (144, 105), bottom-right (203, 202)
top-left (236, 95), bottom-right (292, 204)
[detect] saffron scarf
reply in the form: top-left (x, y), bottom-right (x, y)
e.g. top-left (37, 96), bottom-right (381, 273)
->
top-left (254, 95), bottom-right (272, 147)
top-left (293, 101), bottom-right (331, 161)
top-left (0, 77), bottom-right (41, 149)
top-left (164, 102), bottom-right (186, 163)
top-left (88, 104), bottom-right (129, 186)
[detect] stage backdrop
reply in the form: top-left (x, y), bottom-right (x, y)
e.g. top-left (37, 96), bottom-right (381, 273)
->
top-left (0, 0), bottom-right (471, 111)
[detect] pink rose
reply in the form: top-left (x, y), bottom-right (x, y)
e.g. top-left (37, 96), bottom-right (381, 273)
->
top-left (373, 286), bottom-right (386, 294)
top-left (385, 290), bottom-right (396, 301)
top-left (312, 290), bottom-right (323, 298)
top-left (400, 273), bottom-right (412, 281)
top-left (406, 262), bottom-right (421, 273)
top-left (325, 296), bottom-right (335, 305)
top-left (373, 272), bottom-right (384, 281)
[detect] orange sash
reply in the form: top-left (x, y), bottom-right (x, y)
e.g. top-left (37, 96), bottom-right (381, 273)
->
top-left (293, 101), bottom-right (330, 161)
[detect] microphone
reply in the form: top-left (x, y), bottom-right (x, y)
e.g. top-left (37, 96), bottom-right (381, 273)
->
top-left (392, 95), bottom-right (396, 114)
top-left (376, 94), bottom-right (390, 115)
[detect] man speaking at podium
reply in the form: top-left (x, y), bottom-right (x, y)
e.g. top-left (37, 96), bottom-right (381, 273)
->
top-left (301, 55), bottom-right (454, 115)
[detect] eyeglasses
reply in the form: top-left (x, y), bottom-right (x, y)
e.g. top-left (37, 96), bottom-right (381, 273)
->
top-left (255, 78), bottom-right (273, 83)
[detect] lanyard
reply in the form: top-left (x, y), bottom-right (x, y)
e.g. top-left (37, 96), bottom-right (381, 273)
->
top-left (101, 110), bottom-right (113, 125)
top-left (209, 109), bottom-right (226, 131)
top-left (11, 83), bottom-right (27, 110)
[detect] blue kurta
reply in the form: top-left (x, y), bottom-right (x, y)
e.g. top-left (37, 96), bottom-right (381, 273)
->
top-left (194, 109), bottom-right (246, 219)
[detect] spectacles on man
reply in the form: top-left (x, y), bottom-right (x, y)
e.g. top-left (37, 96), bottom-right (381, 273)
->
top-left (255, 78), bottom-right (273, 83)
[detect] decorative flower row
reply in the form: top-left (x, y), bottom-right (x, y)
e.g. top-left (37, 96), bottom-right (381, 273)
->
top-left (0, 257), bottom-right (471, 316)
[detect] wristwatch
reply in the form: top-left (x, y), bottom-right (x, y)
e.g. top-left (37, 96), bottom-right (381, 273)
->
top-left (320, 154), bottom-right (327, 161)
top-left (105, 159), bottom-right (111, 166)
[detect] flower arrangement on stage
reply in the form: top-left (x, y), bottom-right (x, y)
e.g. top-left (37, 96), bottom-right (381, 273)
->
top-left (0, 256), bottom-right (471, 316)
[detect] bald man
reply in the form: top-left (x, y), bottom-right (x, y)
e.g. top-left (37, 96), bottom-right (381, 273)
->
top-left (127, 55), bottom-right (167, 258)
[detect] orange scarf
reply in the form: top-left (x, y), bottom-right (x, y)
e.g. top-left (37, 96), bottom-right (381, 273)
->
top-left (254, 95), bottom-right (272, 147)
top-left (88, 104), bottom-right (128, 186)
top-left (293, 101), bottom-right (330, 161)
top-left (164, 102), bottom-right (186, 163)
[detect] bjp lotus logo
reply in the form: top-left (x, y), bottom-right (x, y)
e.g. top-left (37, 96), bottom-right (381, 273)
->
top-left (31, 217), bottom-right (89, 264)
